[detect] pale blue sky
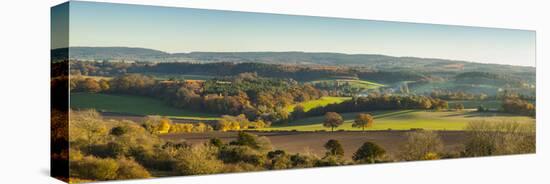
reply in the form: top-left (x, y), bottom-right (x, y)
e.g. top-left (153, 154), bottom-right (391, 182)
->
top-left (56, 1), bottom-right (536, 66)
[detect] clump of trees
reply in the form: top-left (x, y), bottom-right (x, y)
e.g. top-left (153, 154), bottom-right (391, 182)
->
top-left (216, 114), bottom-right (269, 131)
top-left (352, 142), bottom-right (386, 163)
top-left (71, 73), bottom-right (324, 124)
top-left (69, 110), bottom-right (158, 181)
top-left (304, 95), bottom-right (448, 118)
top-left (317, 139), bottom-right (347, 166)
top-left (70, 77), bottom-right (110, 93)
top-left (141, 116), bottom-right (214, 134)
top-left (430, 90), bottom-right (488, 101)
top-left (501, 98), bottom-right (536, 117)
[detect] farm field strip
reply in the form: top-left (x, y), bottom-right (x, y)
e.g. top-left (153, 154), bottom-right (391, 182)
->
top-left (70, 93), bottom-right (220, 120)
top-left (308, 79), bottom-right (386, 89)
top-left (262, 110), bottom-right (535, 131)
top-left (161, 130), bottom-right (469, 159)
top-left (285, 96), bottom-right (351, 112)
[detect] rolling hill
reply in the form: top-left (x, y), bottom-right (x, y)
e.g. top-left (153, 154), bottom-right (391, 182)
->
top-left (54, 47), bottom-right (535, 75)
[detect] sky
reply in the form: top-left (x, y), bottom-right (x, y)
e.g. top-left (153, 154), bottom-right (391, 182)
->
top-left (53, 1), bottom-right (536, 67)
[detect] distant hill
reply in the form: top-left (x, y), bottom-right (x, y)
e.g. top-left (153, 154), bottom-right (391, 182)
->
top-left (53, 46), bottom-right (535, 74)
top-left (59, 47), bottom-right (170, 61)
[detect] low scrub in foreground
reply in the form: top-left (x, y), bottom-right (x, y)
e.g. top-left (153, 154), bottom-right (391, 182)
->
top-left (65, 110), bottom-right (535, 182)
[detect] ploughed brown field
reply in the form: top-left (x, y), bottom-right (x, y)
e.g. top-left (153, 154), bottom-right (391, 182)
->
top-left (160, 131), bottom-right (468, 159)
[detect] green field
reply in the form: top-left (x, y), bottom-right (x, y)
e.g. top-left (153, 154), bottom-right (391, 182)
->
top-left (309, 79), bottom-right (385, 90)
top-left (262, 110), bottom-right (534, 131)
top-left (136, 73), bottom-right (215, 81)
top-left (285, 97), bottom-right (351, 112)
top-left (70, 93), bottom-right (220, 120)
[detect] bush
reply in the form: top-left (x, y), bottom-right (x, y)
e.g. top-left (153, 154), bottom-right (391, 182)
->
top-left (324, 139), bottom-right (344, 157)
top-left (219, 145), bottom-right (266, 166)
top-left (399, 131), bottom-right (443, 161)
top-left (290, 153), bottom-right (318, 168)
top-left (110, 126), bottom-right (128, 136)
top-left (70, 155), bottom-right (151, 181)
top-left (352, 142), bottom-right (386, 163)
top-left (422, 152), bottom-right (440, 160)
top-left (229, 132), bottom-right (272, 151)
top-left (223, 162), bottom-right (264, 173)
top-left (174, 144), bottom-right (224, 175)
top-left (315, 155), bottom-right (346, 167)
top-left (463, 120), bottom-right (535, 157)
top-left (267, 150), bottom-right (292, 169)
top-left (116, 157), bottom-right (151, 179)
top-left (209, 138), bottom-right (225, 148)
top-left (70, 156), bottom-right (119, 181)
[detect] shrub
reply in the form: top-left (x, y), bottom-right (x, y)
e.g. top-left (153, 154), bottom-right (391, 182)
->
top-left (399, 131), bottom-right (443, 161)
top-left (116, 157), bottom-right (151, 179)
top-left (315, 155), bottom-right (346, 167)
top-left (70, 156), bottom-right (119, 180)
top-left (290, 153), bottom-right (318, 168)
top-left (219, 145), bottom-right (266, 166)
top-left (422, 152), bottom-right (440, 160)
top-left (324, 139), bottom-right (344, 157)
top-left (174, 144), bottom-right (224, 175)
top-left (209, 138), bottom-right (225, 148)
top-left (110, 126), bottom-right (128, 136)
top-left (352, 142), bottom-right (386, 163)
top-left (267, 150), bottom-right (292, 169)
top-left (463, 120), bottom-right (535, 157)
top-left (230, 132), bottom-right (272, 151)
top-left (169, 123), bottom-right (194, 133)
top-left (223, 162), bottom-right (264, 173)
top-left (71, 155), bottom-right (151, 181)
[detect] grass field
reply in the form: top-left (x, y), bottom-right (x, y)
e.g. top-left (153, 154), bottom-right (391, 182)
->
top-left (285, 97), bottom-right (351, 112)
top-left (70, 93), bottom-right (220, 120)
top-left (309, 79), bottom-right (385, 90)
top-left (262, 110), bottom-right (534, 131)
top-left (136, 73), bottom-right (215, 81)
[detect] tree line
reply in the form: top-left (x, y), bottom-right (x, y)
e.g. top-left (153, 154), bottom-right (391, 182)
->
top-left (301, 95), bottom-right (449, 118)
top-left (69, 60), bottom-right (427, 83)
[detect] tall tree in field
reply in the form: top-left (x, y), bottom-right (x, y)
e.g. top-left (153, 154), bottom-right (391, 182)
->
top-left (352, 113), bottom-right (374, 131)
top-left (323, 112), bottom-right (343, 132)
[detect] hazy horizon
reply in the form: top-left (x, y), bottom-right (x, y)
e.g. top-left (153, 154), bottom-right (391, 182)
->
top-left (53, 1), bottom-right (536, 67)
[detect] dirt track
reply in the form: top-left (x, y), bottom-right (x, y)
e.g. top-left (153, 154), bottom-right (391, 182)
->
top-left (160, 131), bottom-right (467, 159)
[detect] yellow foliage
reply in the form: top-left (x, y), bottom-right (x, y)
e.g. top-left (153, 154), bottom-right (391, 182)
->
top-left (169, 123), bottom-right (193, 133)
top-left (157, 118), bottom-right (172, 134)
top-left (231, 121), bottom-right (241, 131)
top-left (422, 152), bottom-right (440, 160)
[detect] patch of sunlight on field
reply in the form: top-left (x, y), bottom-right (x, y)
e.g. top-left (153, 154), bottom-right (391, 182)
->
top-left (285, 96), bottom-right (351, 112)
top-left (309, 79), bottom-right (385, 90)
top-left (262, 110), bottom-right (535, 131)
top-left (70, 93), bottom-right (220, 120)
